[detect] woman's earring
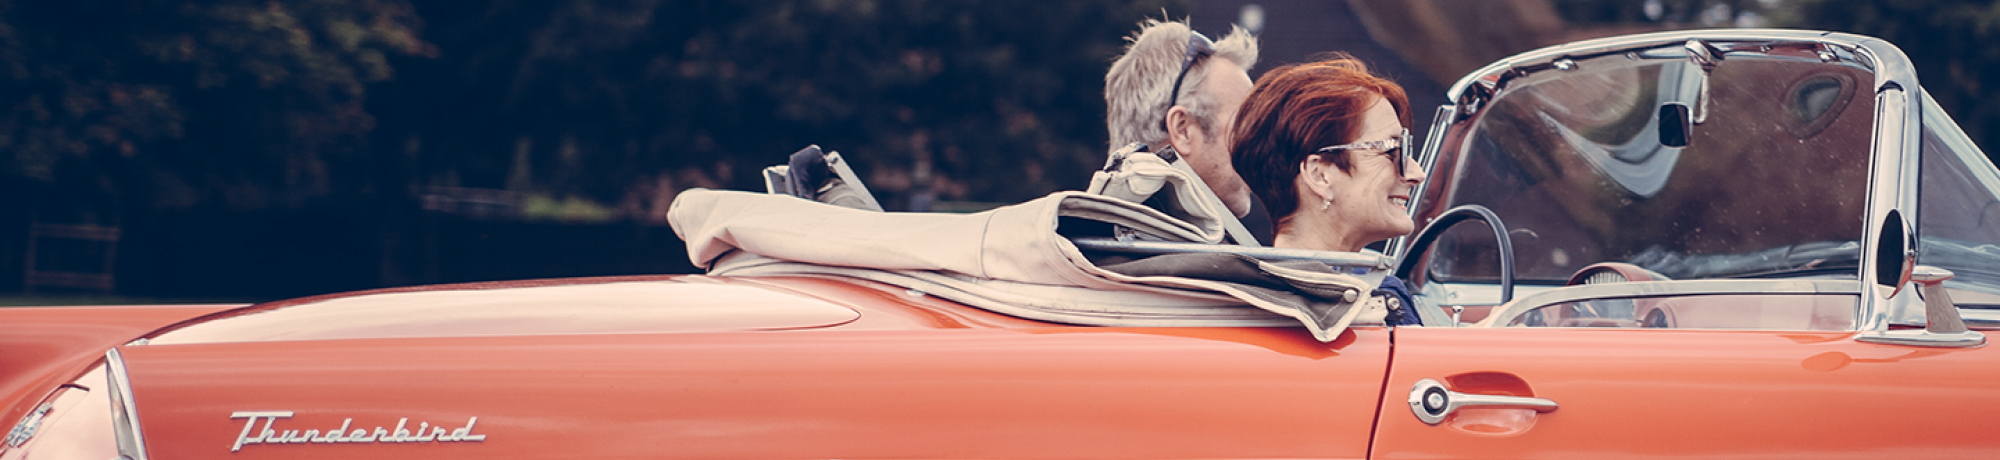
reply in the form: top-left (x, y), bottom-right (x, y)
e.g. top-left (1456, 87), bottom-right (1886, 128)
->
top-left (1320, 198), bottom-right (1331, 210)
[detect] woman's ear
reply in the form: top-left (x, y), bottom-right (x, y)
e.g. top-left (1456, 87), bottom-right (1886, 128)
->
top-left (1301, 154), bottom-right (1338, 203)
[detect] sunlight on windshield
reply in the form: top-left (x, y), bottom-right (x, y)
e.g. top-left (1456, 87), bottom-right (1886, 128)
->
top-left (1426, 50), bottom-right (1874, 282)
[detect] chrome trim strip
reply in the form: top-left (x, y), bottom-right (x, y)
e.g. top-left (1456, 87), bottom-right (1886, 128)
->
top-left (1963, 311), bottom-right (2000, 329)
top-left (1856, 86), bottom-right (1912, 331)
top-left (1855, 329), bottom-right (1987, 348)
top-left (5, 403), bottom-right (52, 447)
top-left (104, 348), bottom-right (149, 460)
top-left (1388, 104), bottom-right (1459, 258)
top-left (1444, 29), bottom-right (1896, 103)
top-left (1856, 37), bottom-right (1923, 330)
top-left (1480, 280), bottom-right (1866, 328)
top-left (1069, 237), bottom-right (1393, 269)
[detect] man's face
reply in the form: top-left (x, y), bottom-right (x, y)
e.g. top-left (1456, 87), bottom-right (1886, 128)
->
top-left (1188, 58), bottom-right (1256, 215)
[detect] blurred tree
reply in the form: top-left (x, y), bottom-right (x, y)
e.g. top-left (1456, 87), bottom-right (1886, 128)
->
top-left (378, 0), bottom-right (1182, 214)
top-left (0, 0), bottom-right (434, 221)
top-left (4, 0), bottom-right (1187, 219)
top-left (1552, 0), bottom-right (1772, 27)
top-left (0, 0), bottom-right (1198, 296)
top-left (1786, 0), bottom-right (2000, 160)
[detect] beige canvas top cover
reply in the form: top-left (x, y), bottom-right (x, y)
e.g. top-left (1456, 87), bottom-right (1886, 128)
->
top-left (668, 152), bottom-right (1387, 341)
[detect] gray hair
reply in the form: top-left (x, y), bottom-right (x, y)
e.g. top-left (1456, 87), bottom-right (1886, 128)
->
top-left (1104, 19), bottom-right (1259, 152)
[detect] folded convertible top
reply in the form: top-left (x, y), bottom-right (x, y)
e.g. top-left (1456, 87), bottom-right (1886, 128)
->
top-left (668, 151), bottom-right (1392, 341)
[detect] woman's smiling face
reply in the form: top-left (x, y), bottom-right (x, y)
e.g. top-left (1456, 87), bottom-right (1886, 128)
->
top-left (1320, 97), bottom-right (1423, 251)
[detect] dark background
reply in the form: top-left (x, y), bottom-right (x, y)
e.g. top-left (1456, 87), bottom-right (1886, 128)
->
top-left (3, 0), bottom-right (1993, 303)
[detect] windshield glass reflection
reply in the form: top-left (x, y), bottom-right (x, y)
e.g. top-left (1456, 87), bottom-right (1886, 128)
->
top-left (1427, 49), bottom-right (1874, 282)
top-left (1917, 93), bottom-right (2000, 300)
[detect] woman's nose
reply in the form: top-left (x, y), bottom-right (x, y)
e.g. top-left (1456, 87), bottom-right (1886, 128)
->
top-left (1400, 155), bottom-right (1426, 182)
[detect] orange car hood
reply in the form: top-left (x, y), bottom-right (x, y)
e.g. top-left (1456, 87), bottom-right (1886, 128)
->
top-left (147, 276), bottom-right (861, 345)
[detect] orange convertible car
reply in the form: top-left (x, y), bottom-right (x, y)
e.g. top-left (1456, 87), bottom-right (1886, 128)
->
top-left (6, 29), bottom-right (2000, 460)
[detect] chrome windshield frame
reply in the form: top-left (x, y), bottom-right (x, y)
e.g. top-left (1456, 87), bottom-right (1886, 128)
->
top-left (1386, 104), bottom-right (1460, 258)
top-left (105, 348), bottom-right (150, 460)
top-left (1481, 279), bottom-right (1865, 328)
top-left (1411, 29), bottom-right (1925, 335)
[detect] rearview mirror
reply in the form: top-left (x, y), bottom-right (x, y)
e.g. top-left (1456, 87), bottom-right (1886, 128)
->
top-left (1659, 103), bottom-right (1692, 148)
top-left (1875, 210), bottom-right (1913, 295)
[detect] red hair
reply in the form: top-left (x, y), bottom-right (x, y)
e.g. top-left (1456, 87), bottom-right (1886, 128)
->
top-left (1230, 55), bottom-right (1411, 223)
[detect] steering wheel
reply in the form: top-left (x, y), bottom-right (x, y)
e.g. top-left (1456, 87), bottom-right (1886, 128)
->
top-left (1394, 204), bottom-right (1516, 303)
top-left (1557, 262), bottom-right (1674, 328)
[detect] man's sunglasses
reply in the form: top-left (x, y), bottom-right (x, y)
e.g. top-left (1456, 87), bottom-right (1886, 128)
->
top-left (1315, 127), bottom-right (1413, 176)
top-left (1159, 30), bottom-right (1217, 131)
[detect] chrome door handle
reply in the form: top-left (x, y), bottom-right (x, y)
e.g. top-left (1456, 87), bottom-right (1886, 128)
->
top-left (1408, 378), bottom-right (1558, 425)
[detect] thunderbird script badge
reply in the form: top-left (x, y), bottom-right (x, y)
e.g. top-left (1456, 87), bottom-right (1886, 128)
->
top-left (230, 411), bottom-right (486, 451)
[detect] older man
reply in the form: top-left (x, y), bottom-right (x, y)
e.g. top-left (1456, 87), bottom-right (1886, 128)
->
top-left (1104, 19), bottom-right (1271, 245)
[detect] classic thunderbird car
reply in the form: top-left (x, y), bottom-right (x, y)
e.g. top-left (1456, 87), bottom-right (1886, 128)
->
top-left (6, 29), bottom-right (2000, 460)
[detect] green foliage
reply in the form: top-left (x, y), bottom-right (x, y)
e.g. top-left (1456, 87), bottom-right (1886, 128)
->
top-left (0, 0), bottom-right (431, 214)
top-left (13, 0), bottom-right (1991, 220)
top-left (378, 0), bottom-right (1183, 212)
top-left (1784, 0), bottom-right (2000, 157)
top-left (521, 193), bottom-right (619, 222)
top-left (3, 0), bottom-right (1188, 219)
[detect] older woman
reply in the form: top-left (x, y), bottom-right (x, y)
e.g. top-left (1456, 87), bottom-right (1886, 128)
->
top-left (1231, 56), bottom-right (1424, 253)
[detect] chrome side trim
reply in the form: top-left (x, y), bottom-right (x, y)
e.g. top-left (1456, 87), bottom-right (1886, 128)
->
top-left (1479, 280), bottom-right (1865, 328)
top-left (1963, 312), bottom-right (2000, 329)
top-left (1855, 329), bottom-right (1987, 348)
top-left (105, 348), bottom-right (149, 460)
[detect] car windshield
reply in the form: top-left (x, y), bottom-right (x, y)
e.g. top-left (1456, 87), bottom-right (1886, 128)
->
top-left (1421, 47), bottom-right (1875, 283)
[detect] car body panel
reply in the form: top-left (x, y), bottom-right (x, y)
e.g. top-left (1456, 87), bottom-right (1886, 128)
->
top-left (4, 366), bottom-right (120, 460)
top-left (0, 305), bottom-right (241, 432)
top-left (148, 277), bottom-right (863, 344)
top-left (1375, 326), bottom-right (2000, 459)
top-left (117, 301), bottom-right (1390, 459)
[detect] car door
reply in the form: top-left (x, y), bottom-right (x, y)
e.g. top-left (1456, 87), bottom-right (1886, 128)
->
top-left (1373, 296), bottom-right (2000, 459)
top-left (1374, 29), bottom-right (2000, 459)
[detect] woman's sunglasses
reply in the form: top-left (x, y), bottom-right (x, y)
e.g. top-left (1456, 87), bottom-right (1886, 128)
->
top-left (1315, 128), bottom-right (1412, 176)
